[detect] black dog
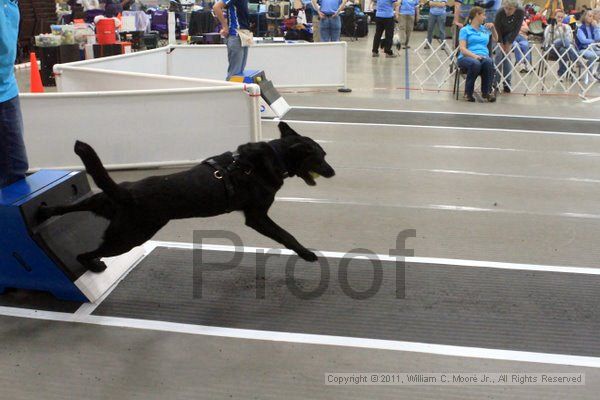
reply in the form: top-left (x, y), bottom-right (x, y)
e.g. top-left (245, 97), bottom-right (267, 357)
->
top-left (38, 122), bottom-right (335, 273)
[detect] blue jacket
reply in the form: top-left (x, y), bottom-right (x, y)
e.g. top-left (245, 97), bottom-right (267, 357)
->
top-left (0, 0), bottom-right (20, 103)
top-left (576, 24), bottom-right (600, 50)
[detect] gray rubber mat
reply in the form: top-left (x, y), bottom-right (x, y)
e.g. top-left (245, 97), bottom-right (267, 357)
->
top-left (0, 289), bottom-right (81, 313)
top-left (94, 247), bottom-right (600, 357)
top-left (282, 107), bottom-right (600, 134)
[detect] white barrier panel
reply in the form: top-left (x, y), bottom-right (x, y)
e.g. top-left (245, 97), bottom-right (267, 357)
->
top-left (167, 43), bottom-right (347, 88)
top-left (63, 47), bottom-right (170, 75)
top-left (55, 66), bottom-right (240, 92)
top-left (20, 87), bottom-right (260, 170)
top-left (411, 39), bottom-right (599, 99)
top-left (60, 43), bottom-right (348, 88)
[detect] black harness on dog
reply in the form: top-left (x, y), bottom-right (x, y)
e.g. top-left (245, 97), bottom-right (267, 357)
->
top-left (202, 151), bottom-right (251, 212)
top-left (203, 144), bottom-right (290, 212)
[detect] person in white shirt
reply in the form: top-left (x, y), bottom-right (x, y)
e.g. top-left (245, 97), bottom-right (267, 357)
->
top-left (543, 9), bottom-right (578, 79)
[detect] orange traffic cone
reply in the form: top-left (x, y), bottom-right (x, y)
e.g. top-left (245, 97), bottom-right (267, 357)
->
top-left (29, 52), bottom-right (44, 93)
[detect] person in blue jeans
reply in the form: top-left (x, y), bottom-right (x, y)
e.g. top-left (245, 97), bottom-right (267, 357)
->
top-left (513, 20), bottom-right (532, 72)
top-left (576, 10), bottom-right (600, 76)
top-left (458, 6), bottom-right (498, 102)
top-left (427, 0), bottom-right (447, 47)
top-left (493, 0), bottom-right (525, 93)
top-left (311, 0), bottom-right (346, 41)
top-left (1, 0), bottom-right (29, 188)
top-left (214, 0), bottom-right (251, 80)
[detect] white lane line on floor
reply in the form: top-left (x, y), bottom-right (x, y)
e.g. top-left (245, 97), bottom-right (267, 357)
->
top-left (146, 241), bottom-right (600, 275)
top-left (267, 119), bottom-right (600, 138)
top-left (274, 196), bottom-right (600, 221)
top-left (288, 106), bottom-right (600, 122)
top-left (583, 97), bottom-right (600, 104)
top-left (426, 145), bottom-right (600, 158)
top-left (1, 305), bottom-right (599, 368)
top-left (263, 139), bottom-right (600, 158)
top-left (413, 168), bottom-right (600, 184)
top-left (327, 165), bottom-right (600, 185)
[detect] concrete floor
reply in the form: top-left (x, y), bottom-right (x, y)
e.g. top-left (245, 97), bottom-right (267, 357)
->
top-left (5, 29), bottom-right (600, 399)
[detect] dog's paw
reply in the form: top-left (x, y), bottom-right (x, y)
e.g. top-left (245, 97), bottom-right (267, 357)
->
top-left (77, 255), bottom-right (107, 273)
top-left (298, 250), bottom-right (318, 262)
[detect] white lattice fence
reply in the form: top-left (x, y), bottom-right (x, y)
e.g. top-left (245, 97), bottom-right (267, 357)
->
top-left (412, 39), bottom-right (599, 100)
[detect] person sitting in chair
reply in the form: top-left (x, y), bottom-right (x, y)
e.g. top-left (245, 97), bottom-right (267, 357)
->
top-left (543, 8), bottom-right (578, 80)
top-left (458, 6), bottom-right (498, 102)
top-left (576, 10), bottom-right (600, 79)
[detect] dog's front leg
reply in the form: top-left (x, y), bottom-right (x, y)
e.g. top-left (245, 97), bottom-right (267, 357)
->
top-left (244, 211), bottom-right (318, 262)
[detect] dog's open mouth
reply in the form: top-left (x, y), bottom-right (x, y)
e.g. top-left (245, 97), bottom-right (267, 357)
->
top-left (302, 172), bottom-right (318, 186)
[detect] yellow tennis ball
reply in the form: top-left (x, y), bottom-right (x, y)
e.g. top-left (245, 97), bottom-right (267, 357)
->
top-left (310, 171), bottom-right (321, 179)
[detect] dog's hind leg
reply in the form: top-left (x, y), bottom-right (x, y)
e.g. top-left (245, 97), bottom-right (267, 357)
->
top-left (37, 194), bottom-right (112, 223)
top-left (77, 218), bottom-right (165, 273)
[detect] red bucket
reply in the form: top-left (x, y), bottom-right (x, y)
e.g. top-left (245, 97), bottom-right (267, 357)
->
top-left (96, 19), bottom-right (116, 45)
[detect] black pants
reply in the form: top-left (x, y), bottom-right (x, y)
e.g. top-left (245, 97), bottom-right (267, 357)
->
top-left (372, 17), bottom-right (395, 54)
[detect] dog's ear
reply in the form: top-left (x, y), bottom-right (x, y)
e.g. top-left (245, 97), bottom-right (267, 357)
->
top-left (278, 122), bottom-right (299, 138)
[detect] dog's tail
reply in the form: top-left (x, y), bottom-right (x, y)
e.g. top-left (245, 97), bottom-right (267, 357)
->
top-left (74, 141), bottom-right (133, 205)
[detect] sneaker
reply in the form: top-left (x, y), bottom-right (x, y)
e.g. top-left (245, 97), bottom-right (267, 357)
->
top-left (503, 86), bottom-right (511, 94)
top-left (404, 44), bottom-right (411, 49)
top-left (424, 43), bottom-right (431, 49)
top-left (385, 53), bottom-right (397, 58)
top-left (483, 93), bottom-right (496, 102)
top-left (519, 66), bottom-right (530, 73)
top-left (465, 94), bottom-right (476, 102)
top-left (372, 52), bottom-right (379, 57)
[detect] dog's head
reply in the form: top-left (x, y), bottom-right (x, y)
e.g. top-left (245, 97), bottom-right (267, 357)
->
top-left (277, 122), bottom-right (335, 186)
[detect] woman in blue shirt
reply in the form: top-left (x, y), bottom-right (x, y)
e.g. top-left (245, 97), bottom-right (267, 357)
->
top-left (311, 0), bottom-right (346, 42)
top-left (0, 0), bottom-right (29, 187)
top-left (576, 11), bottom-right (600, 72)
top-left (399, 0), bottom-right (419, 48)
top-left (458, 6), bottom-right (498, 102)
top-left (427, 0), bottom-right (447, 47)
top-left (372, 0), bottom-right (399, 56)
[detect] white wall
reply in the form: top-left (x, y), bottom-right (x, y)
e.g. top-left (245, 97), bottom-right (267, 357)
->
top-left (168, 43), bottom-right (347, 88)
top-left (61, 47), bottom-right (170, 75)
top-left (58, 43), bottom-right (348, 88)
top-left (20, 87), bottom-right (259, 170)
top-left (56, 66), bottom-right (239, 92)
